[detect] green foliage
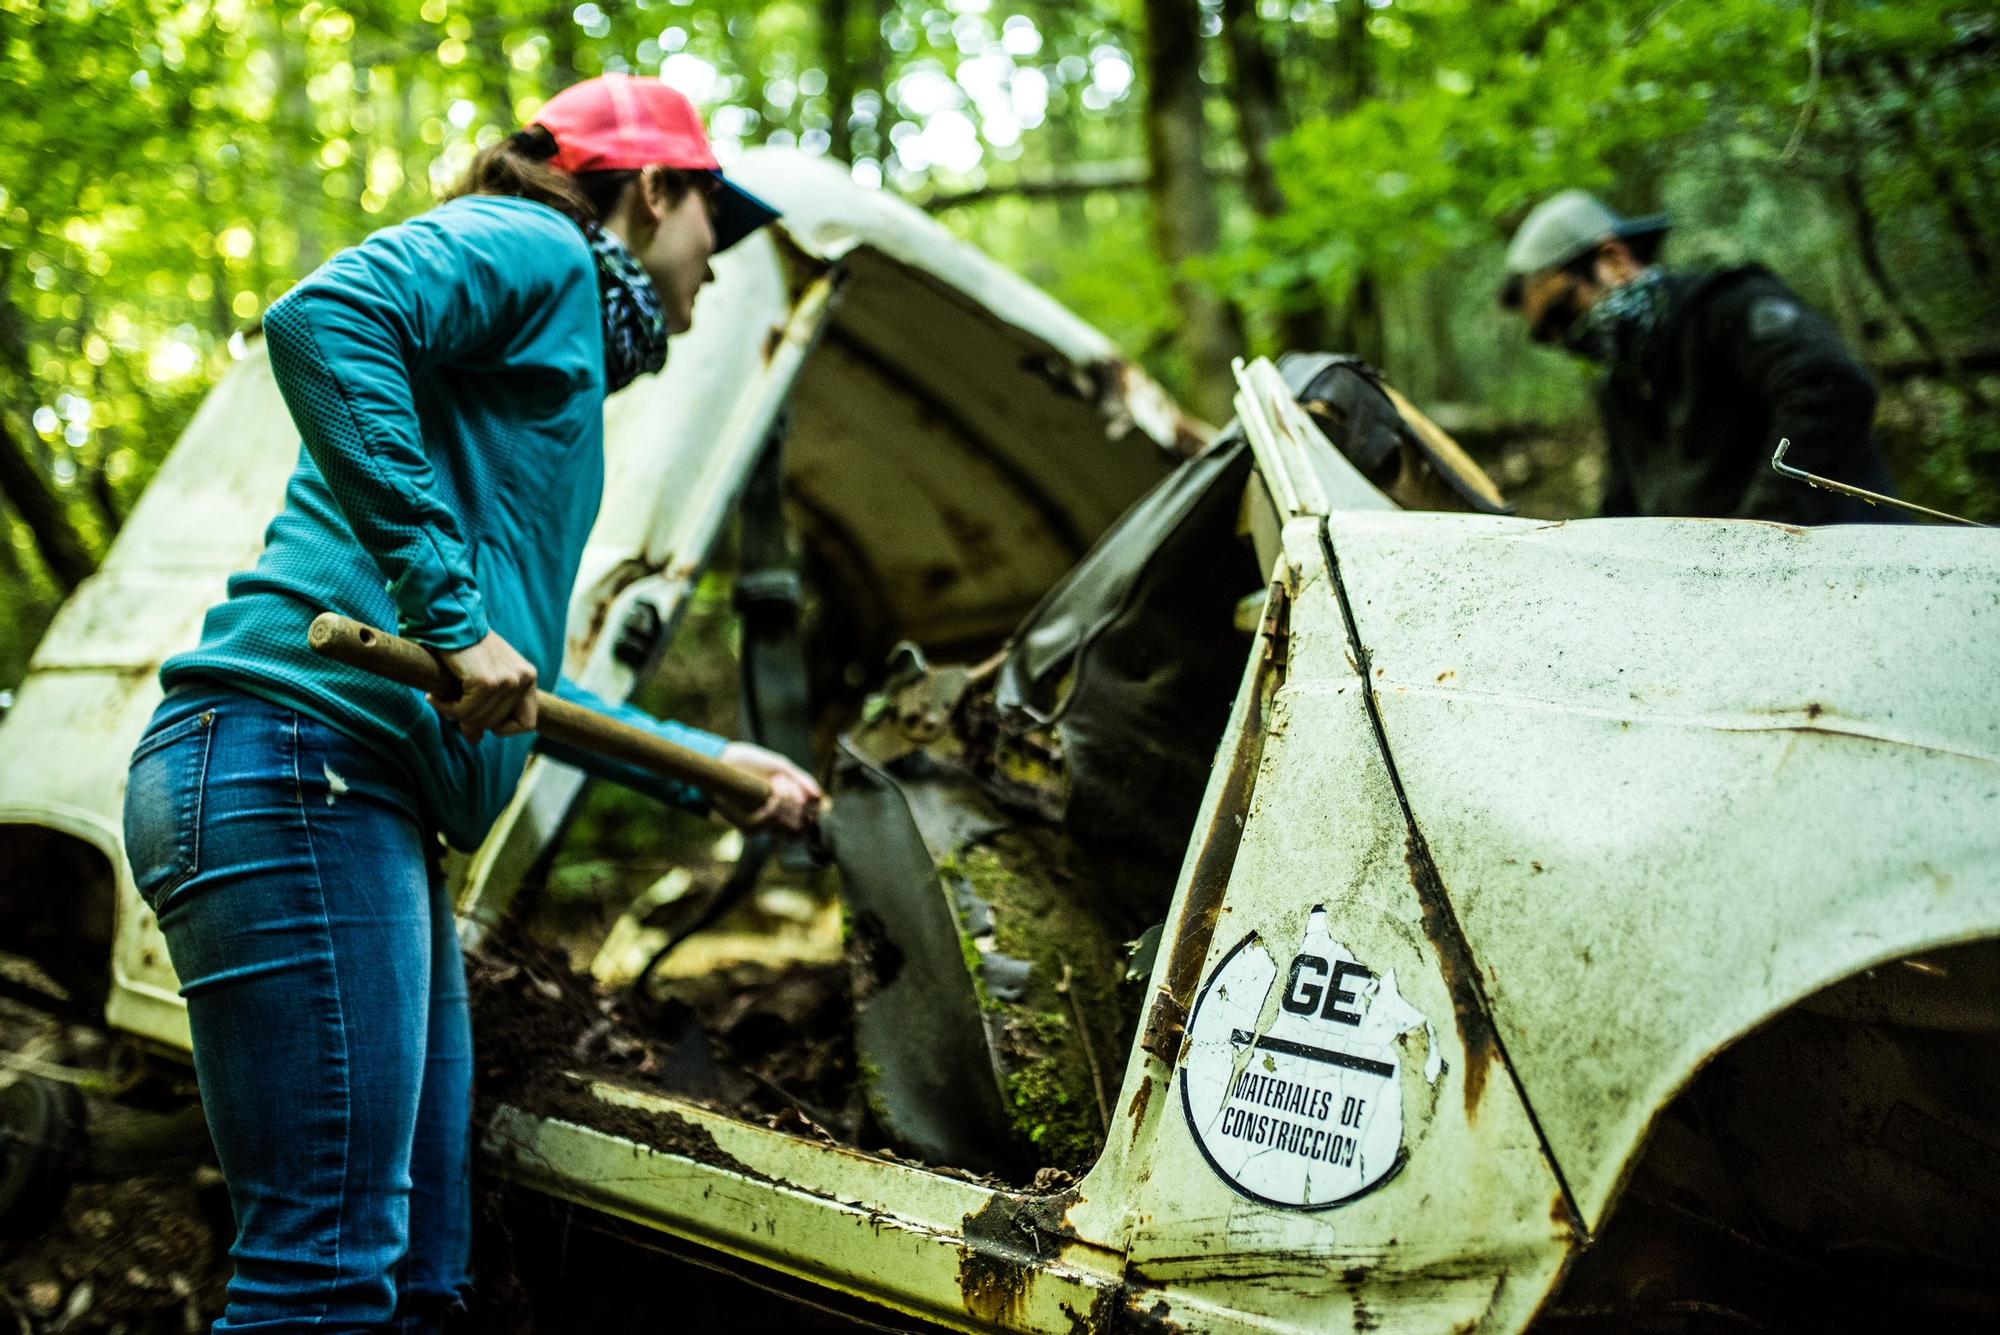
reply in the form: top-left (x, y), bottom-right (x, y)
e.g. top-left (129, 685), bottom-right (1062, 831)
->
top-left (0, 0), bottom-right (1994, 687)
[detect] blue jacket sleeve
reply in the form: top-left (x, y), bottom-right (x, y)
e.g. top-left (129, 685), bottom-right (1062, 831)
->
top-left (537, 675), bottom-right (732, 812)
top-left (258, 199), bottom-right (594, 651)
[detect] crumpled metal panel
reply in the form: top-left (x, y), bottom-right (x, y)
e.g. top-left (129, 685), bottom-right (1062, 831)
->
top-left (470, 152), bottom-right (1198, 923)
top-left (993, 438), bottom-right (1260, 865)
top-left (475, 517), bottom-right (1576, 1333)
top-left (1327, 510), bottom-right (2000, 1229)
top-left (730, 150), bottom-right (1186, 450)
top-left (821, 742), bottom-right (1024, 1175)
top-left (1231, 356), bottom-right (1395, 520)
top-left (1109, 520), bottom-right (1572, 1334)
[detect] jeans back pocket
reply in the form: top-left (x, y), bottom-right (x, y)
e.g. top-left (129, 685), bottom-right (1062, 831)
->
top-left (123, 711), bottom-right (216, 913)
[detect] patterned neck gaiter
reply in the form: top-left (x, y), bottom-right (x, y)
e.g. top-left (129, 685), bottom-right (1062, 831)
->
top-left (584, 221), bottom-right (668, 392)
top-left (1564, 266), bottom-right (1672, 381)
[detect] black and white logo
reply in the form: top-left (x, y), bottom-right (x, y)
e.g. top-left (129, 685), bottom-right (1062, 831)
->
top-left (1179, 909), bottom-right (1439, 1209)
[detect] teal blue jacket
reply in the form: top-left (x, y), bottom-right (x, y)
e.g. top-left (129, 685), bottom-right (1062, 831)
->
top-left (162, 194), bottom-right (726, 850)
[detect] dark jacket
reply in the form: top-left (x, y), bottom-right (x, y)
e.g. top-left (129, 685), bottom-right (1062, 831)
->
top-left (1598, 265), bottom-right (1899, 523)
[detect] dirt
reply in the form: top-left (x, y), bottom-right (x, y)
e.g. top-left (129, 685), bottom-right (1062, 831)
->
top-left (1, 1166), bottom-right (231, 1335)
top-left (0, 932), bottom-right (869, 1335)
top-left (467, 928), bottom-right (868, 1155)
top-left (0, 994), bottom-right (228, 1335)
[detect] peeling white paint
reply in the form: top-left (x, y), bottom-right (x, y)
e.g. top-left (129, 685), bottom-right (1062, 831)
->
top-left (1180, 908), bottom-right (1437, 1209)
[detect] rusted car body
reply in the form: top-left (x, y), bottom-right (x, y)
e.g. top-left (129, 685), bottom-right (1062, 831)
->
top-left (1, 150), bottom-right (1996, 1331)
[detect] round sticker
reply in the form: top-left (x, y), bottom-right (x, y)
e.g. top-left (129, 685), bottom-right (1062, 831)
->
top-left (1179, 909), bottom-right (1438, 1209)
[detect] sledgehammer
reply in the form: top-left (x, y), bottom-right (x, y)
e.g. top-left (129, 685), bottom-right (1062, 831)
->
top-left (305, 612), bottom-right (773, 811)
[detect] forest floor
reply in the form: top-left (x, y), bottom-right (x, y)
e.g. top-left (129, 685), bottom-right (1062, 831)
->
top-left (0, 928), bottom-right (895, 1335)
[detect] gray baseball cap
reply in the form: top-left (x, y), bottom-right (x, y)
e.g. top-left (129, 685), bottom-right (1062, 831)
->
top-left (1499, 189), bottom-right (1670, 307)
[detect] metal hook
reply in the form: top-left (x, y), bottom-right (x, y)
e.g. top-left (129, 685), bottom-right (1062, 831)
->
top-left (1771, 439), bottom-right (1986, 527)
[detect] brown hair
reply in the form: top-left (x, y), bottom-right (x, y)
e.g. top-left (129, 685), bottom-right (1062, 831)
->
top-left (447, 125), bottom-right (698, 225)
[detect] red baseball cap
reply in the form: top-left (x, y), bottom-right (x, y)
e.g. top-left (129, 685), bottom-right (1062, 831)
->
top-left (533, 74), bottom-right (779, 252)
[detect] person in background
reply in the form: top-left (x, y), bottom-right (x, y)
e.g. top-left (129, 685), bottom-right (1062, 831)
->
top-left (1500, 189), bottom-right (1901, 523)
top-left (121, 75), bottom-right (820, 1333)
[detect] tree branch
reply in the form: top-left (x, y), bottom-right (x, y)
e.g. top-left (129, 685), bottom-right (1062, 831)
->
top-left (0, 412), bottom-right (97, 591)
top-left (919, 158), bottom-right (1244, 210)
top-left (1871, 345), bottom-right (2000, 382)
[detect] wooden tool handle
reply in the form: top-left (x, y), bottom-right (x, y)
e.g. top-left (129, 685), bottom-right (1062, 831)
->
top-left (306, 612), bottom-right (772, 809)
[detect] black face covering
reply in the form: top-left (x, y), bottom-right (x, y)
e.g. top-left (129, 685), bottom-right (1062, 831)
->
top-left (1563, 267), bottom-right (1672, 380)
top-left (584, 222), bottom-right (668, 392)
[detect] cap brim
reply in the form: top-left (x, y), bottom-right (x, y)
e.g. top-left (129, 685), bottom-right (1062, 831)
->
top-left (1614, 214), bottom-right (1671, 264)
top-left (711, 175), bottom-right (781, 252)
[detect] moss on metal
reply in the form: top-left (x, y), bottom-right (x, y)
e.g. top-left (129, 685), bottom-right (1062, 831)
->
top-left (942, 830), bottom-right (1131, 1170)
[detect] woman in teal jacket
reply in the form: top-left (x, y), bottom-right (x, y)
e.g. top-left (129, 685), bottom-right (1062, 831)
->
top-left (122, 76), bottom-right (818, 1332)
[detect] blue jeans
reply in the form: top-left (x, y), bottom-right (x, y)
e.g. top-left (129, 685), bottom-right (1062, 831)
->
top-left (124, 684), bottom-right (472, 1333)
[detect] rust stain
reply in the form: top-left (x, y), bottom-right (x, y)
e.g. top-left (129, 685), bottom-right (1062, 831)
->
top-left (1139, 989), bottom-right (1189, 1068)
top-left (1139, 585), bottom-right (1285, 1065)
top-left (1452, 1272), bottom-right (1510, 1335)
top-left (957, 1243), bottom-right (1029, 1326)
top-left (1403, 824), bottom-right (1502, 1117)
top-left (1551, 1189), bottom-right (1586, 1248)
top-left (1127, 1074), bottom-right (1155, 1137)
top-left (1060, 1290), bottom-right (1119, 1335)
top-left (957, 1186), bottom-right (1083, 1324)
top-left (1110, 360), bottom-right (1212, 459)
top-left (1119, 1295), bottom-right (1188, 1333)
top-left (571, 556), bottom-right (667, 660)
top-left (536, 1091), bottom-right (763, 1180)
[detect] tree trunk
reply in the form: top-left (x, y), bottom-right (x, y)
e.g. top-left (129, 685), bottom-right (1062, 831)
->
top-left (193, 166), bottom-right (238, 335)
top-left (474, 22), bottom-right (513, 132)
top-left (270, 11), bottom-right (324, 273)
top-left (1422, 268), bottom-right (1465, 402)
top-left (1325, 0), bottom-right (1385, 364)
top-left (546, 3), bottom-right (580, 90)
top-left (1335, 274), bottom-right (1386, 368)
top-left (1140, 0), bottom-right (1247, 422)
top-left (1040, 86), bottom-right (1092, 238)
top-left (0, 414), bottom-right (96, 591)
top-left (822, 0), bottom-right (856, 164)
top-left (1220, 0), bottom-right (1335, 355)
top-left (0, 503), bottom-right (24, 582)
top-left (1873, 55), bottom-right (1998, 291)
top-left (78, 292), bottom-right (123, 540)
top-left (1221, 0), bottom-right (1285, 220)
top-left (1332, 0), bottom-right (1370, 110)
top-left (1837, 168), bottom-right (1986, 411)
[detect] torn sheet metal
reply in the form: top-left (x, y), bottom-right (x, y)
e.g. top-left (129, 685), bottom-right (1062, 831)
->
top-left (821, 741), bottom-right (1022, 1176)
top-left (1229, 356), bottom-right (1394, 518)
